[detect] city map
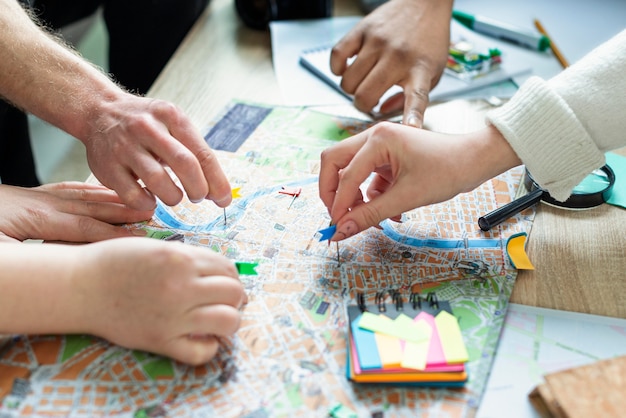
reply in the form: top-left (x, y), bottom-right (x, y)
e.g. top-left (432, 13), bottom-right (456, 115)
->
top-left (0, 103), bottom-right (534, 417)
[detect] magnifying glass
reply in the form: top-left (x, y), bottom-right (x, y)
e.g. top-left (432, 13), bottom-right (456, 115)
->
top-left (478, 165), bottom-right (616, 231)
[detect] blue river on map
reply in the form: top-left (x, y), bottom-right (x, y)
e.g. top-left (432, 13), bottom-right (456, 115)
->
top-left (153, 177), bottom-right (500, 249)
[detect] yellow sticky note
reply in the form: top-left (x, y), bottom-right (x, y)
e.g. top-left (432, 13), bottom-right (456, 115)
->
top-left (434, 311), bottom-right (469, 364)
top-left (400, 318), bottom-right (432, 370)
top-left (506, 232), bottom-right (535, 270)
top-left (374, 332), bottom-right (403, 368)
top-left (231, 187), bottom-right (242, 199)
top-left (369, 314), bottom-right (403, 368)
top-left (394, 314), bottom-right (431, 343)
top-left (359, 312), bottom-right (430, 343)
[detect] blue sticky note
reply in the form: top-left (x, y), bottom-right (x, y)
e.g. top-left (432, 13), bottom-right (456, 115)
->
top-left (317, 225), bottom-right (336, 241)
top-left (351, 316), bottom-right (381, 370)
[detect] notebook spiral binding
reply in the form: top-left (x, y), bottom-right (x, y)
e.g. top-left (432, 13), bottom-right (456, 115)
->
top-left (351, 289), bottom-right (451, 320)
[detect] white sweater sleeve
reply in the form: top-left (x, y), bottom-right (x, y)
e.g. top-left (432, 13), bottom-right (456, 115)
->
top-left (486, 29), bottom-right (626, 201)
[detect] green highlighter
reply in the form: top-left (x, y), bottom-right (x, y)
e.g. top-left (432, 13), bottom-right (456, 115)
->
top-left (452, 10), bottom-right (550, 52)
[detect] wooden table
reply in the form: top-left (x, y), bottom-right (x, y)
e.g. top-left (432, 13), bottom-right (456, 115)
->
top-left (149, 0), bottom-right (626, 318)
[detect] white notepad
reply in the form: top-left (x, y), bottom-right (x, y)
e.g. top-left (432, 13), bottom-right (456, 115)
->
top-left (299, 19), bottom-right (533, 118)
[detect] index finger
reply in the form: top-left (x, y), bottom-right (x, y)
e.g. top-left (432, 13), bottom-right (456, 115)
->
top-left (330, 28), bottom-right (364, 76)
top-left (319, 134), bottom-right (368, 212)
top-left (330, 133), bottom-right (390, 221)
top-left (156, 104), bottom-right (232, 207)
top-left (402, 71), bottom-right (432, 128)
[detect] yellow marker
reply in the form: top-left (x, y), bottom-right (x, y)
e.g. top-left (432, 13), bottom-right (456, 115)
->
top-left (506, 232), bottom-right (535, 270)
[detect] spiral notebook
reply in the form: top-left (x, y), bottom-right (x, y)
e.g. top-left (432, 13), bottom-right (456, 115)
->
top-left (346, 291), bottom-right (469, 387)
top-left (299, 19), bottom-right (532, 118)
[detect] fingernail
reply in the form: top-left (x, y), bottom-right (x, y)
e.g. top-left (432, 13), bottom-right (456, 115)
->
top-left (406, 115), bottom-right (418, 127)
top-left (131, 229), bottom-right (148, 237)
top-left (213, 194), bottom-right (231, 207)
top-left (333, 220), bottom-right (358, 241)
top-left (189, 197), bottom-right (205, 204)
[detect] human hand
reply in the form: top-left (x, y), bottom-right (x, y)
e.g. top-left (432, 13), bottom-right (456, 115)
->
top-left (330, 0), bottom-right (452, 127)
top-left (83, 94), bottom-right (232, 211)
top-left (0, 182), bottom-right (153, 243)
top-left (73, 238), bottom-right (246, 365)
top-left (318, 123), bottom-right (521, 240)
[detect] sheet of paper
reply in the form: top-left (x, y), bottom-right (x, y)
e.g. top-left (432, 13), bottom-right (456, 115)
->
top-left (477, 304), bottom-right (626, 418)
top-left (270, 17), bottom-right (360, 107)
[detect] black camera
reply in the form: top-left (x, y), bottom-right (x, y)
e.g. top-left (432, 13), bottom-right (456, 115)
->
top-left (235, 0), bottom-right (333, 30)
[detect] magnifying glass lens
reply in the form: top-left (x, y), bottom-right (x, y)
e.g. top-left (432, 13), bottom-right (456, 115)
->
top-left (572, 169), bottom-right (612, 194)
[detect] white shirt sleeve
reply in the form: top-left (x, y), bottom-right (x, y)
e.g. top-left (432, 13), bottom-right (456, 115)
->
top-left (486, 29), bottom-right (626, 201)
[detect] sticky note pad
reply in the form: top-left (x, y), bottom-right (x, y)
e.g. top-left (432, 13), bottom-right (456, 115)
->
top-left (435, 311), bottom-right (469, 364)
top-left (506, 232), bottom-right (535, 270)
top-left (351, 316), bottom-right (381, 370)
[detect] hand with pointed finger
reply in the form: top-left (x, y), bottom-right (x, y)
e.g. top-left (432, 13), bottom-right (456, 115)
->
top-left (330, 0), bottom-right (452, 127)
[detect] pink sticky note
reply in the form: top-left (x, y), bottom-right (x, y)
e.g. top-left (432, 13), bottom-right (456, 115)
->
top-left (416, 311), bottom-right (447, 366)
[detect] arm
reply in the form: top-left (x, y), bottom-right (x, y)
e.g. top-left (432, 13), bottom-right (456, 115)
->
top-left (0, 0), bottom-right (231, 211)
top-left (0, 238), bottom-right (247, 365)
top-left (486, 29), bottom-right (626, 201)
top-left (330, 0), bottom-right (453, 127)
top-left (0, 182), bottom-right (153, 243)
top-left (319, 122), bottom-right (521, 240)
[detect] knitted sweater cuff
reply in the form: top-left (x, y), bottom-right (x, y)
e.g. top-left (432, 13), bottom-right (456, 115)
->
top-left (486, 77), bottom-right (605, 202)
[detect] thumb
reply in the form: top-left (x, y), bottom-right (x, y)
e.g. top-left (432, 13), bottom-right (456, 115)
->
top-left (332, 185), bottom-right (407, 241)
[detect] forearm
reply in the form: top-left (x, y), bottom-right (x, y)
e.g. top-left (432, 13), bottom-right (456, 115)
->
top-left (0, 243), bottom-right (87, 335)
top-left (486, 29), bottom-right (626, 201)
top-left (0, 0), bottom-right (123, 141)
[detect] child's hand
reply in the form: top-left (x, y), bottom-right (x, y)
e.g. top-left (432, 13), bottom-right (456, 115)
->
top-left (73, 238), bottom-right (247, 365)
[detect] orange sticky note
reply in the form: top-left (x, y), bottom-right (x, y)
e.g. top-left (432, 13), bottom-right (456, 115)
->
top-left (506, 232), bottom-right (534, 270)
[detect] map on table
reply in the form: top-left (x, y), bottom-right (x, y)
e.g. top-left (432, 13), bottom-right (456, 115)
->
top-left (0, 102), bottom-right (534, 417)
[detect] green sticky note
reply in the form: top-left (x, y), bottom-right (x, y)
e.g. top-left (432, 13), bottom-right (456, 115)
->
top-left (235, 262), bottom-right (258, 275)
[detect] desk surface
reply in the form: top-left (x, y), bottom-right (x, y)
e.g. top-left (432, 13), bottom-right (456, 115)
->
top-left (149, 0), bottom-right (626, 319)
